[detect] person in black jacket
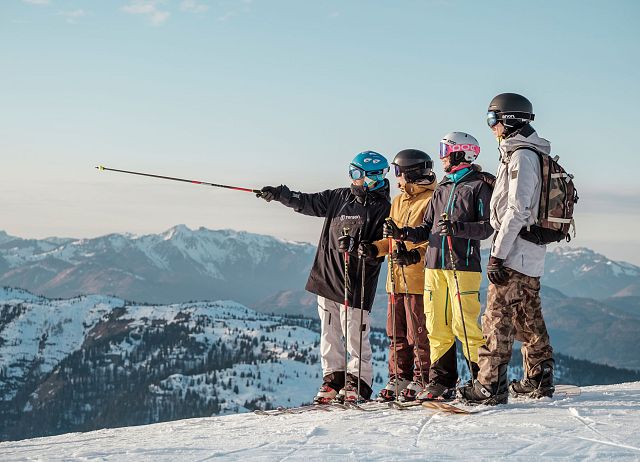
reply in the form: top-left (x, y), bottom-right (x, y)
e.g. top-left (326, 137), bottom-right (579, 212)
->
top-left (384, 132), bottom-right (494, 401)
top-left (258, 151), bottom-right (391, 403)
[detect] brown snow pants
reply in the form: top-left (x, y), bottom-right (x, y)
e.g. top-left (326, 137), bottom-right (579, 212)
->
top-left (387, 293), bottom-right (431, 382)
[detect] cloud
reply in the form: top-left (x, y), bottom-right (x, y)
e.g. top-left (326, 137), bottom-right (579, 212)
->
top-left (180, 0), bottom-right (209, 13)
top-left (121, 0), bottom-right (170, 26)
top-left (216, 0), bottom-right (252, 21)
top-left (57, 9), bottom-right (86, 24)
top-left (22, 0), bottom-right (50, 5)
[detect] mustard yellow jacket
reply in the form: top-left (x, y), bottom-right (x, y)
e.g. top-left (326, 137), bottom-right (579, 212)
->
top-left (374, 181), bottom-right (436, 294)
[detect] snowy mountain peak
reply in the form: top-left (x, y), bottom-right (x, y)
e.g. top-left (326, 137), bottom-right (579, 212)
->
top-left (161, 224), bottom-right (193, 241)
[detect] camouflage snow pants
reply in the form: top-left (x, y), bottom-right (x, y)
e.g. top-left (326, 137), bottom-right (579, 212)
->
top-left (477, 268), bottom-right (553, 385)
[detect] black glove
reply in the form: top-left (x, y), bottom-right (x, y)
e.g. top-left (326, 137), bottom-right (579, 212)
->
top-left (438, 217), bottom-right (458, 236)
top-left (357, 241), bottom-right (378, 260)
top-left (487, 256), bottom-right (509, 286)
top-left (382, 219), bottom-right (404, 240)
top-left (338, 234), bottom-right (355, 253)
top-left (391, 241), bottom-right (421, 266)
top-left (258, 185), bottom-right (283, 202)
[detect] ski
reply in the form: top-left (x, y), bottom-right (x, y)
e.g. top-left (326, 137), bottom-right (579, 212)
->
top-left (343, 400), bottom-right (391, 412)
top-left (554, 384), bottom-right (581, 396)
top-left (387, 400), bottom-right (423, 410)
top-left (253, 403), bottom-right (336, 416)
top-left (422, 400), bottom-right (474, 414)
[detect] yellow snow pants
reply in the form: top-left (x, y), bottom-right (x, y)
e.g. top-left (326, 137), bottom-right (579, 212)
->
top-left (424, 269), bottom-right (485, 364)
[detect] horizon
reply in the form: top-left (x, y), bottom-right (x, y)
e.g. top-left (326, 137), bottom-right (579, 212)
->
top-left (1, 0), bottom-right (639, 264)
top-left (1, 223), bottom-right (637, 268)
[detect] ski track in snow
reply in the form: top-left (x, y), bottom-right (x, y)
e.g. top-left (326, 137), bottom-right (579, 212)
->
top-left (2, 382), bottom-right (640, 461)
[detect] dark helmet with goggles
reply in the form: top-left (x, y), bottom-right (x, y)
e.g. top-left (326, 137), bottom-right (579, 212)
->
top-left (487, 93), bottom-right (535, 136)
top-left (391, 149), bottom-right (435, 183)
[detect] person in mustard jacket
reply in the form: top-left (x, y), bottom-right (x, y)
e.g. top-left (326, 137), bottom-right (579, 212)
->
top-left (358, 149), bottom-right (436, 402)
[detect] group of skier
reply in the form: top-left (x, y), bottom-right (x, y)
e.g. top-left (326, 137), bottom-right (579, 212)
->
top-left (259, 92), bottom-right (559, 406)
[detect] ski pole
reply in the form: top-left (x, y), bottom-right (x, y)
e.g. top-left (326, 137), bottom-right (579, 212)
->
top-left (400, 263), bottom-right (426, 387)
top-left (342, 227), bottom-right (351, 395)
top-left (442, 212), bottom-right (475, 381)
top-left (386, 218), bottom-right (400, 400)
top-left (96, 165), bottom-right (262, 195)
top-left (357, 254), bottom-right (366, 402)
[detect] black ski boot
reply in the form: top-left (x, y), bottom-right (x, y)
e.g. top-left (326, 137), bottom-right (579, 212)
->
top-left (415, 380), bottom-right (456, 401)
top-left (509, 359), bottom-right (555, 398)
top-left (457, 364), bottom-right (509, 405)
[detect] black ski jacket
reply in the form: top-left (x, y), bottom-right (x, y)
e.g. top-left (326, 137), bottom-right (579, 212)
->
top-left (276, 182), bottom-right (391, 311)
top-left (404, 166), bottom-right (494, 272)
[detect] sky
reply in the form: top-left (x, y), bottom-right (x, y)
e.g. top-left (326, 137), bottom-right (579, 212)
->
top-left (1, 0), bottom-right (639, 264)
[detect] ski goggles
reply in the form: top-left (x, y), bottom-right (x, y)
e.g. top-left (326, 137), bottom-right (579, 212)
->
top-left (487, 110), bottom-right (535, 128)
top-left (393, 163), bottom-right (432, 177)
top-left (349, 164), bottom-right (389, 180)
top-left (439, 142), bottom-right (481, 159)
top-left (486, 111), bottom-right (500, 128)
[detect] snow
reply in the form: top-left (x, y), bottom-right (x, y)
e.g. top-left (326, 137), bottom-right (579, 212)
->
top-left (1, 382), bottom-right (639, 461)
top-left (0, 290), bottom-right (124, 400)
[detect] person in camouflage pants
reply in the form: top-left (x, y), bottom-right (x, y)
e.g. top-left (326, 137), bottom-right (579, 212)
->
top-left (479, 268), bottom-right (553, 385)
top-left (458, 93), bottom-right (555, 405)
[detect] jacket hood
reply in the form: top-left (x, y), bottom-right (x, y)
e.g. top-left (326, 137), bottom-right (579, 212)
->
top-left (500, 125), bottom-right (551, 161)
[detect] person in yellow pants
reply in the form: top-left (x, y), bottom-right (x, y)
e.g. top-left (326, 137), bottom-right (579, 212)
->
top-left (384, 132), bottom-right (494, 400)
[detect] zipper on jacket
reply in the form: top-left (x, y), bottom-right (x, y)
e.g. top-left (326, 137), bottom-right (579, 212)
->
top-left (443, 183), bottom-right (458, 270)
top-left (479, 198), bottom-right (484, 217)
top-left (466, 239), bottom-right (471, 267)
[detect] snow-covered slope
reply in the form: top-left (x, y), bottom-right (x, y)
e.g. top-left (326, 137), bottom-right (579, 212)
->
top-left (1, 382), bottom-right (639, 461)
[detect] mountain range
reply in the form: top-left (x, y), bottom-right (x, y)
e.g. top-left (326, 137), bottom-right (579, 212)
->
top-left (1, 226), bottom-right (639, 371)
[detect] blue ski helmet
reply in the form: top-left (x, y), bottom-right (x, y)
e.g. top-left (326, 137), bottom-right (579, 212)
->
top-left (349, 151), bottom-right (389, 191)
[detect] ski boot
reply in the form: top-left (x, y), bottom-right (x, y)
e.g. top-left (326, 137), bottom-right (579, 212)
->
top-left (313, 383), bottom-right (339, 404)
top-left (509, 360), bottom-right (555, 399)
top-left (375, 377), bottom-right (411, 402)
top-left (398, 380), bottom-right (426, 402)
top-left (415, 380), bottom-right (456, 401)
top-left (338, 375), bottom-right (372, 403)
top-left (457, 364), bottom-right (509, 405)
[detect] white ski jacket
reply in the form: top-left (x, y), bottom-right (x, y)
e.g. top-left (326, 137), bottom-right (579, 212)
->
top-left (490, 126), bottom-right (551, 277)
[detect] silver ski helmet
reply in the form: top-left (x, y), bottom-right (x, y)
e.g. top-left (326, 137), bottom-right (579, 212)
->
top-left (349, 151), bottom-right (389, 191)
top-left (391, 149), bottom-right (435, 183)
top-left (487, 93), bottom-right (535, 135)
top-left (439, 132), bottom-right (481, 168)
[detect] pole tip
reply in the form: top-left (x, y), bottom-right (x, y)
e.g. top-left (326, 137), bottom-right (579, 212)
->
top-left (96, 165), bottom-right (105, 171)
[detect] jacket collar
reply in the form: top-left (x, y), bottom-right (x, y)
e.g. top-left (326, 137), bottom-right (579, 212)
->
top-left (400, 179), bottom-right (436, 197)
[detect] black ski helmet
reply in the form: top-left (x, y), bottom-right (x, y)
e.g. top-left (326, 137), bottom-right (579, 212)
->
top-left (487, 93), bottom-right (535, 135)
top-left (391, 149), bottom-right (435, 183)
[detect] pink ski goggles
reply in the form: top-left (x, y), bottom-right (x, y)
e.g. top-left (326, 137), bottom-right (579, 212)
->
top-left (439, 142), bottom-right (481, 159)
